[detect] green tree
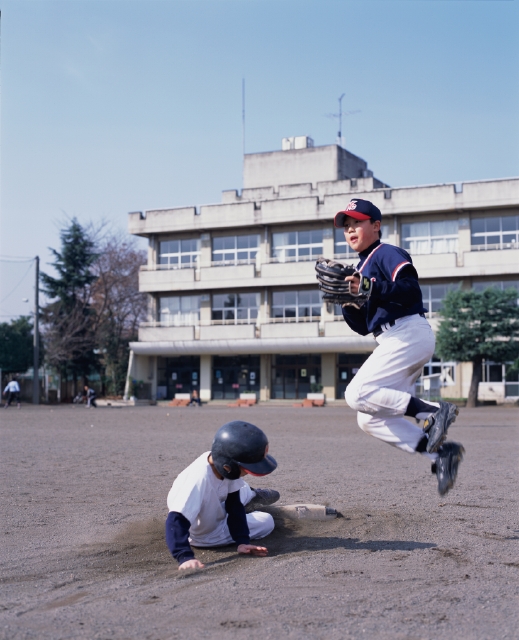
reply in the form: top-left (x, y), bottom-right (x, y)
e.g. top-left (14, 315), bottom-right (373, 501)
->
top-left (436, 288), bottom-right (519, 407)
top-left (0, 316), bottom-right (34, 374)
top-left (40, 219), bottom-right (99, 394)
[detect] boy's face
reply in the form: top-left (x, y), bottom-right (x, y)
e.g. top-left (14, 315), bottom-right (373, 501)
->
top-left (342, 216), bottom-right (381, 253)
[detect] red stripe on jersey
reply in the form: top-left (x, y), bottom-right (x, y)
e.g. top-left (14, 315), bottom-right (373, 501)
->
top-left (392, 261), bottom-right (410, 281)
top-left (358, 243), bottom-right (384, 273)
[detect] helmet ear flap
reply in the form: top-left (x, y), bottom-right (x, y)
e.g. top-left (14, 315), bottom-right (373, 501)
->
top-left (213, 458), bottom-right (241, 480)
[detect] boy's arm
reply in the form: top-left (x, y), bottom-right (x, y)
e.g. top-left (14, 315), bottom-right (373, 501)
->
top-left (165, 511), bottom-right (199, 567)
top-left (341, 305), bottom-right (370, 335)
top-left (371, 265), bottom-right (422, 308)
top-left (225, 490), bottom-right (251, 546)
top-left (225, 491), bottom-right (268, 557)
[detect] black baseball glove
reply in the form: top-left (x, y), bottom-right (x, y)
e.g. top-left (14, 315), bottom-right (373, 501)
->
top-left (315, 257), bottom-right (372, 309)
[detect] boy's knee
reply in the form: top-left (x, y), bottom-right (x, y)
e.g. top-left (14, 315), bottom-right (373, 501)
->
top-left (356, 411), bottom-right (375, 434)
top-left (345, 382), bottom-right (363, 412)
top-left (248, 511), bottom-right (275, 539)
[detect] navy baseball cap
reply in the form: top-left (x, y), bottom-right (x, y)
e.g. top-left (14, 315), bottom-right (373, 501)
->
top-left (334, 199), bottom-right (382, 228)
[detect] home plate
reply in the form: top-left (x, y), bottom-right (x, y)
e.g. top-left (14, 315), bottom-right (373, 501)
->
top-left (271, 504), bottom-right (337, 520)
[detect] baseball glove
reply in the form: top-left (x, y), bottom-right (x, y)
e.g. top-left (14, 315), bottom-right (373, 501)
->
top-left (315, 257), bottom-right (372, 309)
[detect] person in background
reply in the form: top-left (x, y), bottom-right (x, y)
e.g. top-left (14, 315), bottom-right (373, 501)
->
top-left (3, 378), bottom-right (21, 409)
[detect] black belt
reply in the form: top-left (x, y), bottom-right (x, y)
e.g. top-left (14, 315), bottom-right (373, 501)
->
top-left (373, 313), bottom-right (425, 338)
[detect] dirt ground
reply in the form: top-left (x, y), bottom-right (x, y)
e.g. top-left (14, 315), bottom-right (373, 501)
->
top-left (1, 403), bottom-right (518, 639)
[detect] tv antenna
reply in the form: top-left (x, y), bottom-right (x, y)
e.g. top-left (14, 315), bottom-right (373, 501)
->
top-left (325, 94), bottom-right (360, 148)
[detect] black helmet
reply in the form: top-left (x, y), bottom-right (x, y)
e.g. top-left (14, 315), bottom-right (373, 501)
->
top-left (211, 421), bottom-right (277, 480)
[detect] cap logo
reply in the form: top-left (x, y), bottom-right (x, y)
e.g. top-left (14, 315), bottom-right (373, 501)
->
top-left (346, 200), bottom-right (358, 211)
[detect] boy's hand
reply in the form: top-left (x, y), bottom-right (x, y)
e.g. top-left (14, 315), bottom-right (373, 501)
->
top-left (345, 274), bottom-right (360, 294)
top-left (237, 544), bottom-right (268, 557)
top-left (178, 558), bottom-right (205, 571)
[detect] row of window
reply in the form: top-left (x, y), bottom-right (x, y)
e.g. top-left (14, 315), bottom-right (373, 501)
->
top-left (157, 214), bottom-right (519, 268)
top-left (158, 280), bottom-right (519, 324)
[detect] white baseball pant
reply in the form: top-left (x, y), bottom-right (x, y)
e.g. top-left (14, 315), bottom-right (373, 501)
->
top-left (189, 484), bottom-right (274, 547)
top-left (345, 314), bottom-right (438, 459)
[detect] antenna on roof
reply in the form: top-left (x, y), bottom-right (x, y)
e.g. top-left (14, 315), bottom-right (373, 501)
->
top-left (325, 94), bottom-right (360, 148)
top-left (242, 78), bottom-right (245, 187)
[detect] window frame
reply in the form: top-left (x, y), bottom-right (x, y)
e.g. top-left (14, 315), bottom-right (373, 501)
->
top-left (401, 220), bottom-right (459, 255)
top-left (212, 234), bottom-right (260, 266)
top-left (270, 289), bottom-right (322, 322)
top-left (470, 215), bottom-right (519, 251)
top-left (211, 292), bottom-right (261, 325)
top-left (158, 238), bottom-right (200, 269)
top-left (271, 229), bottom-right (324, 263)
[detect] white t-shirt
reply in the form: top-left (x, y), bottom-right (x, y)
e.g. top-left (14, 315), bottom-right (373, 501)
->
top-left (167, 452), bottom-right (245, 543)
top-left (4, 381), bottom-right (20, 393)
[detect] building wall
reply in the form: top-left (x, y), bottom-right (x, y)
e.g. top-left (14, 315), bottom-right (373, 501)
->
top-left (128, 141), bottom-right (519, 402)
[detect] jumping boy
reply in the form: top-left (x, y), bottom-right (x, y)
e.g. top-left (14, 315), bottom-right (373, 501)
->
top-left (316, 198), bottom-right (465, 496)
top-left (165, 420), bottom-right (280, 570)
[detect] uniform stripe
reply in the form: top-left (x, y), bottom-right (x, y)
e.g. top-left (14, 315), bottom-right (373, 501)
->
top-left (392, 261), bottom-right (410, 281)
top-left (358, 243), bottom-right (385, 273)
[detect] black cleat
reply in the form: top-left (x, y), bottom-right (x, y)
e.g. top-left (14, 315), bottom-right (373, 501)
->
top-left (435, 442), bottom-right (465, 496)
top-left (424, 401), bottom-right (459, 453)
top-left (245, 488), bottom-right (280, 513)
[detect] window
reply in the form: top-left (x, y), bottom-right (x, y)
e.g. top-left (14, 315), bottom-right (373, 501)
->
top-left (334, 224), bottom-right (391, 258)
top-left (420, 283), bottom-right (460, 316)
top-left (271, 230), bottom-right (323, 263)
top-left (159, 238), bottom-right (200, 269)
top-left (473, 280), bottom-right (519, 305)
top-left (212, 292), bottom-right (260, 324)
top-left (212, 234), bottom-right (259, 265)
top-left (271, 290), bottom-right (322, 321)
top-left (471, 215), bottom-right (519, 250)
top-left (159, 295), bottom-right (200, 326)
top-left (401, 220), bottom-right (458, 255)
top-left (482, 361), bottom-right (519, 397)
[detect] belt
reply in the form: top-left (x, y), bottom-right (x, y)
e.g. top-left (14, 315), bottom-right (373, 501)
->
top-left (373, 313), bottom-right (425, 338)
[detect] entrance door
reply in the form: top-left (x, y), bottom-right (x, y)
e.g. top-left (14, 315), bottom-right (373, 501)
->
top-left (212, 356), bottom-right (260, 400)
top-left (157, 356), bottom-right (200, 400)
top-left (271, 354), bottom-right (321, 399)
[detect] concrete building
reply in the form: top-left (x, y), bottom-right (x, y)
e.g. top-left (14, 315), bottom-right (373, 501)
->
top-left (127, 138), bottom-right (519, 403)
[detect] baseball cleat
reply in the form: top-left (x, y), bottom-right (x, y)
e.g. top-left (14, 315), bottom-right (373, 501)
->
top-left (245, 488), bottom-right (280, 513)
top-left (434, 442), bottom-right (465, 496)
top-left (423, 401), bottom-right (459, 453)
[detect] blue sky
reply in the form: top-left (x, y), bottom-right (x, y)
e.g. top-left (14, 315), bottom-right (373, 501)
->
top-left (1, 0), bottom-right (518, 319)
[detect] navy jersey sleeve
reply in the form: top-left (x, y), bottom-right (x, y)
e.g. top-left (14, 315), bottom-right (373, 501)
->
top-left (341, 304), bottom-right (370, 336)
top-left (225, 490), bottom-right (250, 546)
top-left (165, 511), bottom-right (195, 565)
top-left (370, 264), bottom-right (422, 307)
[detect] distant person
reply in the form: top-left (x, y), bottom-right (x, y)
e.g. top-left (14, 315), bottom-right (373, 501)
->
top-left (165, 421), bottom-right (279, 571)
top-left (84, 385), bottom-right (97, 408)
top-left (3, 379), bottom-right (21, 409)
top-left (188, 389), bottom-right (201, 406)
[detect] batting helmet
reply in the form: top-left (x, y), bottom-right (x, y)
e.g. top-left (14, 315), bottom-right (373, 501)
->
top-left (211, 421), bottom-right (277, 480)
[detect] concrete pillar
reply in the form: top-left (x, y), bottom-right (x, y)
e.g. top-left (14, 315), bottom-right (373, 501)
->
top-left (200, 233), bottom-right (212, 268)
top-left (200, 354), bottom-right (212, 401)
top-left (457, 217), bottom-right (471, 267)
top-left (260, 353), bottom-right (271, 402)
top-left (321, 352), bottom-right (336, 402)
top-left (322, 227), bottom-right (334, 257)
top-left (200, 296), bottom-right (212, 326)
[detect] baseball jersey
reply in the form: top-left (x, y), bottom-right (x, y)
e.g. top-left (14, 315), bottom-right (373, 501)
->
top-left (342, 240), bottom-right (426, 335)
top-left (167, 451), bottom-right (246, 542)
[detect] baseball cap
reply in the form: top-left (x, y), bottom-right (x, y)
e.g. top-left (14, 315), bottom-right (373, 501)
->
top-left (334, 199), bottom-right (382, 228)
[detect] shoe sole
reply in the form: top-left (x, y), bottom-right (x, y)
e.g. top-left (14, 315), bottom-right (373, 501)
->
top-left (437, 445), bottom-right (465, 496)
top-left (425, 404), bottom-right (459, 454)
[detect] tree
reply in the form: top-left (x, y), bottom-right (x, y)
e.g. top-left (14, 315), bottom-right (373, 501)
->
top-left (0, 316), bottom-right (34, 374)
top-left (40, 219), bottom-right (99, 394)
top-left (90, 234), bottom-right (147, 395)
top-left (435, 288), bottom-right (519, 407)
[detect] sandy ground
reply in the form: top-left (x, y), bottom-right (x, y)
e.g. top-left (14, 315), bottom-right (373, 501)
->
top-left (1, 403), bottom-right (518, 640)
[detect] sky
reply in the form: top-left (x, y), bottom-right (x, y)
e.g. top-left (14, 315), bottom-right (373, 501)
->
top-left (1, 0), bottom-right (518, 320)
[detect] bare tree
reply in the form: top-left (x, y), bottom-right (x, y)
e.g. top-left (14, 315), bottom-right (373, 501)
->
top-left (90, 233), bottom-right (147, 395)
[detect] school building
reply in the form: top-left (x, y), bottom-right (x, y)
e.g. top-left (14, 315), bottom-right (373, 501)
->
top-left (126, 137), bottom-right (519, 403)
